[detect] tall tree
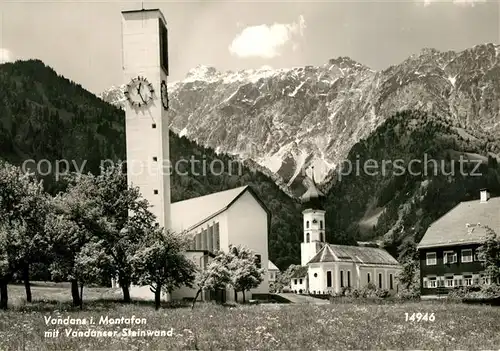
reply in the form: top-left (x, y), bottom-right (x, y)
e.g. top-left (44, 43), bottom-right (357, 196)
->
top-left (477, 226), bottom-right (500, 285)
top-left (0, 160), bottom-right (50, 303)
top-left (227, 245), bottom-right (265, 303)
top-left (132, 228), bottom-right (197, 310)
top-left (191, 253), bottom-right (232, 309)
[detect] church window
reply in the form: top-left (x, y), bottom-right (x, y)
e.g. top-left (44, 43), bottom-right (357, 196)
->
top-left (314, 273), bottom-right (318, 278)
top-left (306, 233), bottom-right (310, 243)
top-left (340, 271), bottom-right (344, 288)
top-left (159, 19), bottom-right (169, 75)
top-left (326, 271), bottom-right (332, 288)
top-left (153, 189), bottom-right (158, 194)
top-left (367, 273), bottom-right (371, 283)
top-left (306, 221), bottom-right (309, 228)
top-left (255, 255), bottom-right (261, 268)
top-left (294, 279), bottom-right (297, 285)
top-left (152, 123), bottom-right (157, 129)
top-left (153, 156), bottom-right (158, 161)
top-left (389, 274), bottom-right (393, 290)
top-left (347, 271), bottom-right (351, 287)
top-left (299, 279), bottom-right (303, 284)
top-left (378, 273), bottom-right (382, 289)
top-left (320, 220), bottom-right (323, 229)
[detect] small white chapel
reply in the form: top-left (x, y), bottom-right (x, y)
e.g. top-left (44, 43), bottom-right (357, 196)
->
top-left (290, 176), bottom-right (402, 294)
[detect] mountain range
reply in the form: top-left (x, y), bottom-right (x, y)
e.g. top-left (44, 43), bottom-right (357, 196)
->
top-left (101, 43), bottom-right (500, 196)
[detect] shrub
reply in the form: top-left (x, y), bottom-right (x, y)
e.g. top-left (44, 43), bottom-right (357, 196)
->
top-left (375, 289), bottom-right (389, 299)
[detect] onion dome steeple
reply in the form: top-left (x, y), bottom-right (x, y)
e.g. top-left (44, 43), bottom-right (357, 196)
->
top-left (300, 166), bottom-right (325, 210)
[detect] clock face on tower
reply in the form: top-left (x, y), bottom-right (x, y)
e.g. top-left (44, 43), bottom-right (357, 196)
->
top-left (160, 80), bottom-right (169, 110)
top-left (124, 76), bottom-right (155, 107)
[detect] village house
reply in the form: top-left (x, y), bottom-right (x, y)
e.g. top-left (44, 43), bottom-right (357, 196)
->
top-left (417, 189), bottom-right (500, 296)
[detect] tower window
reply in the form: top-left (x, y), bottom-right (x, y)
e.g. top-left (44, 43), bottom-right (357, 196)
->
top-left (153, 189), bottom-right (158, 195)
top-left (320, 232), bottom-right (324, 242)
top-left (320, 221), bottom-right (323, 229)
top-left (306, 221), bottom-right (309, 228)
top-left (153, 156), bottom-right (158, 161)
top-left (306, 233), bottom-right (310, 243)
top-left (152, 123), bottom-right (157, 129)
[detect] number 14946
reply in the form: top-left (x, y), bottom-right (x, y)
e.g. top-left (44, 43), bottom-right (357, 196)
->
top-left (404, 312), bottom-right (435, 322)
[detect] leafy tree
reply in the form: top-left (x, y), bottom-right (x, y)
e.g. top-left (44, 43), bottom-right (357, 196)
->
top-left (73, 241), bottom-right (112, 309)
top-left (477, 226), bottom-right (500, 285)
top-left (227, 245), bottom-right (265, 303)
top-left (191, 253), bottom-right (232, 309)
top-left (132, 228), bottom-right (197, 310)
top-left (396, 239), bottom-right (420, 296)
top-left (0, 160), bottom-right (50, 303)
top-left (89, 162), bottom-right (157, 303)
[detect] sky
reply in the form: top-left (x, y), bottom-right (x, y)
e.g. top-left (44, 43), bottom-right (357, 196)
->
top-left (0, 0), bottom-right (499, 95)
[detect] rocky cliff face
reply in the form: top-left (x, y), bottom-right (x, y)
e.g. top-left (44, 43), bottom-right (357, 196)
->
top-left (101, 43), bottom-right (500, 196)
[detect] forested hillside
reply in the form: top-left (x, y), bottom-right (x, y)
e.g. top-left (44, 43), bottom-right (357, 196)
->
top-left (323, 110), bottom-right (500, 258)
top-left (0, 59), bottom-right (312, 269)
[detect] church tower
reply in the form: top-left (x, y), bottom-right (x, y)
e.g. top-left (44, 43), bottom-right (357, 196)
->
top-left (121, 9), bottom-right (171, 229)
top-left (300, 169), bottom-right (326, 266)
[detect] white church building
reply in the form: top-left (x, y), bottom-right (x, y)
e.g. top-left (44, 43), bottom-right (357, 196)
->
top-left (290, 177), bottom-right (402, 295)
top-left (119, 8), bottom-right (269, 303)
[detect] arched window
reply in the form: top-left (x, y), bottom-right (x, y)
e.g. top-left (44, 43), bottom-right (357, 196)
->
top-left (320, 220), bottom-right (323, 229)
top-left (306, 221), bottom-right (309, 229)
top-left (320, 232), bottom-right (324, 242)
top-left (306, 233), bottom-right (310, 243)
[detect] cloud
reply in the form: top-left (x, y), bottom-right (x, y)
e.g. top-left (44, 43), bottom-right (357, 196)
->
top-left (229, 15), bottom-right (306, 59)
top-left (422, 0), bottom-right (486, 6)
top-left (0, 48), bottom-right (13, 64)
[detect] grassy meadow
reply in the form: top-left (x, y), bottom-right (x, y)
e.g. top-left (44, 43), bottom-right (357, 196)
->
top-left (0, 284), bottom-right (499, 350)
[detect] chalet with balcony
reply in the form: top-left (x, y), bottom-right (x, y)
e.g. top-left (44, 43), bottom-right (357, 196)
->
top-left (417, 189), bottom-right (500, 296)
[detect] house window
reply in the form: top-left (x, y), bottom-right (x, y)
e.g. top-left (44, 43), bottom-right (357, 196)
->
top-left (152, 123), bottom-right (157, 129)
top-left (461, 249), bottom-right (473, 263)
top-left (443, 251), bottom-right (457, 264)
top-left (299, 279), bottom-right (303, 284)
top-left (378, 273), bottom-right (382, 288)
top-left (428, 277), bottom-right (437, 288)
top-left (454, 276), bottom-right (463, 286)
top-left (464, 275), bottom-right (473, 286)
top-left (481, 274), bottom-right (490, 285)
top-left (320, 220), bottom-right (323, 229)
top-left (153, 189), bottom-right (158, 194)
top-left (367, 273), bottom-right (371, 284)
top-left (389, 274), bottom-right (393, 290)
top-left (306, 221), bottom-right (309, 229)
top-left (445, 276), bottom-right (454, 287)
top-left (340, 271), bottom-right (344, 288)
top-left (306, 233), bottom-right (310, 243)
top-left (426, 252), bottom-right (437, 265)
top-left (326, 271), bottom-right (332, 288)
top-left (294, 279), bottom-right (297, 285)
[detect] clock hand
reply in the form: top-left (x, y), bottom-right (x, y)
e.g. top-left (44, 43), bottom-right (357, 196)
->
top-left (137, 82), bottom-right (142, 93)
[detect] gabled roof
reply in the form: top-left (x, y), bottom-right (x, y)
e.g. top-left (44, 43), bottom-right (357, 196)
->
top-left (291, 266), bottom-right (308, 278)
top-left (308, 244), bottom-right (399, 266)
top-left (417, 196), bottom-right (500, 249)
top-left (170, 185), bottom-right (270, 233)
top-left (268, 260), bottom-right (279, 271)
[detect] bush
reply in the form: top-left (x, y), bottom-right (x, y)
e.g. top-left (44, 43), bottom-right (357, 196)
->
top-left (448, 284), bottom-right (500, 301)
top-left (375, 289), bottom-right (390, 298)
